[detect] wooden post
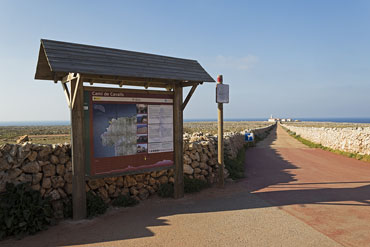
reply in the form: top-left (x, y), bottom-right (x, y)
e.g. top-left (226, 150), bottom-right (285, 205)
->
top-left (217, 75), bottom-right (224, 187)
top-left (173, 83), bottom-right (184, 198)
top-left (70, 76), bottom-right (87, 220)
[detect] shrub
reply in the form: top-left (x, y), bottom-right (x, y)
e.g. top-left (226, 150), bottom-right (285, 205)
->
top-left (224, 147), bottom-right (246, 180)
top-left (62, 197), bottom-right (73, 219)
top-left (86, 191), bottom-right (107, 218)
top-left (112, 195), bottom-right (139, 207)
top-left (158, 183), bottom-right (174, 198)
top-left (0, 183), bottom-right (52, 240)
top-left (184, 176), bottom-right (208, 193)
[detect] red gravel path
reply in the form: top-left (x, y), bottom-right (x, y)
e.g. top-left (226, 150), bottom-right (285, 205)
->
top-left (245, 124), bottom-right (370, 247)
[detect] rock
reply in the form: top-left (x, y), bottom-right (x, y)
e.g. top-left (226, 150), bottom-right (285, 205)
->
top-left (8, 168), bottom-right (23, 179)
top-left (31, 184), bottom-right (41, 191)
top-left (156, 170), bottom-right (167, 177)
top-left (88, 179), bottom-right (105, 190)
top-left (147, 186), bottom-right (156, 195)
top-left (49, 190), bottom-right (61, 201)
top-left (136, 182), bottom-right (144, 189)
top-left (42, 164), bottom-right (56, 177)
top-left (184, 164), bottom-right (194, 175)
top-left (129, 187), bottom-right (139, 196)
top-left (64, 172), bottom-right (73, 184)
top-left (56, 164), bottom-right (65, 176)
top-left (199, 162), bottom-right (208, 169)
top-left (169, 177), bottom-right (175, 183)
top-left (17, 174), bottom-right (33, 183)
top-left (149, 177), bottom-right (156, 185)
top-left (191, 161), bottom-right (200, 168)
top-left (22, 161), bottom-right (40, 173)
top-left (9, 145), bottom-right (17, 157)
top-left (65, 161), bottom-right (72, 171)
top-left (104, 177), bottom-right (117, 184)
top-left (124, 176), bottom-right (137, 187)
top-left (0, 158), bottom-right (11, 171)
top-left (64, 183), bottom-right (72, 195)
top-left (32, 172), bottom-right (43, 184)
top-left (58, 188), bottom-right (67, 198)
top-left (42, 177), bottom-right (52, 189)
top-left (138, 188), bottom-right (149, 200)
top-left (58, 153), bottom-right (68, 164)
top-left (16, 135), bottom-right (29, 144)
top-left (201, 170), bottom-right (208, 176)
top-left (51, 176), bottom-right (65, 188)
top-left (194, 168), bottom-right (201, 174)
top-left (38, 146), bottom-right (52, 158)
top-left (135, 174), bottom-right (145, 183)
top-left (108, 184), bottom-right (116, 195)
top-left (98, 187), bottom-right (109, 201)
top-left (121, 187), bottom-right (130, 196)
top-left (116, 176), bottom-right (124, 187)
top-left (50, 155), bottom-right (59, 164)
top-left (159, 176), bottom-right (168, 184)
top-left (28, 151), bottom-right (38, 162)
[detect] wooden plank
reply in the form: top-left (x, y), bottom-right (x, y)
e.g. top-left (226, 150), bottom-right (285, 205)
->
top-left (173, 84), bottom-right (184, 199)
top-left (181, 84), bottom-right (198, 111)
top-left (61, 82), bottom-right (71, 107)
top-left (71, 74), bottom-right (81, 109)
top-left (71, 75), bottom-right (87, 220)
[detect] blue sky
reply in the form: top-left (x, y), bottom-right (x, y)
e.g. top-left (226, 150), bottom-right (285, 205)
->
top-left (0, 0), bottom-right (369, 121)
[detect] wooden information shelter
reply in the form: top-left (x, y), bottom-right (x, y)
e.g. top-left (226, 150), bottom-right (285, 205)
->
top-left (34, 39), bottom-right (214, 220)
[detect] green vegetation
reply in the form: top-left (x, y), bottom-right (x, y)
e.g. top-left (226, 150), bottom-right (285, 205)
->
top-left (184, 176), bottom-right (209, 193)
top-left (224, 147), bottom-right (247, 180)
top-left (112, 195), bottom-right (139, 207)
top-left (283, 126), bottom-right (370, 163)
top-left (86, 191), bottom-right (108, 218)
top-left (183, 121), bottom-right (271, 134)
top-left (0, 183), bottom-right (53, 240)
top-left (158, 183), bottom-right (175, 197)
top-left (0, 125), bottom-right (70, 145)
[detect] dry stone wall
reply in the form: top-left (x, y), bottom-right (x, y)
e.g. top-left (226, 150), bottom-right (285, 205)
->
top-left (282, 124), bottom-right (370, 155)
top-left (0, 124), bottom-right (274, 218)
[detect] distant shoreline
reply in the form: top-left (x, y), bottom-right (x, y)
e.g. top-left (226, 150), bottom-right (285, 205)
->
top-left (0, 118), bottom-right (370, 126)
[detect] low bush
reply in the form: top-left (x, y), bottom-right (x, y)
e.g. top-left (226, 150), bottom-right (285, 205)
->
top-left (112, 195), bottom-right (139, 207)
top-left (225, 147), bottom-right (246, 180)
top-left (0, 183), bottom-right (53, 240)
top-left (184, 176), bottom-right (209, 193)
top-left (86, 191), bottom-right (107, 218)
top-left (158, 183), bottom-right (174, 198)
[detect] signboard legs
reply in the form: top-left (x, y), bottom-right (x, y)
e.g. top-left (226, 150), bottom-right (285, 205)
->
top-left (71, 76), bottom-right (87, 220)
top-left (173, 84), bottom-right (184, 198)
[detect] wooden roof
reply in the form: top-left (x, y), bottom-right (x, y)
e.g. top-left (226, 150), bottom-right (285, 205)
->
top-left (35, 39), bottom-right (215, 85)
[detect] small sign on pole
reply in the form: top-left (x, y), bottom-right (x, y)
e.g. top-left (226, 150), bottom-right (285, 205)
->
top-left (217, 75), bottom-right (229, 188)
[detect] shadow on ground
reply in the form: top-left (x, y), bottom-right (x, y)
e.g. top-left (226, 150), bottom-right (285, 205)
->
top-left (2, 126), bottom-right (370, 246)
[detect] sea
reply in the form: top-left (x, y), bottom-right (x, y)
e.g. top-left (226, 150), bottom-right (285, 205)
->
top-left (0, 118), bottom-right (370, 126)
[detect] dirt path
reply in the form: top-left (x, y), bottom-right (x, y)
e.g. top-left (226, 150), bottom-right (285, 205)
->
top-left (245, 124), bottom-right (370, 246)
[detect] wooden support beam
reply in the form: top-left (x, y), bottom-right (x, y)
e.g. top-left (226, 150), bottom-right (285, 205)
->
top-left (70, 76), bottom-right (87, 220)
top-left (181, 84), bottom-right (197, 111)
top-left (62, 72), bottom-right (79, 83)
top-left (71, 74), bottom-right (81, 109)
top-left (173, 84), bottom-right (184, 199)
top-left (61, 82), bottom-right (71, 108)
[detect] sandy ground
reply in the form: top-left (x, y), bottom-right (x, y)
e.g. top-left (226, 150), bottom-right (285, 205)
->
top-left (4, 124), bottom-right (369, 246)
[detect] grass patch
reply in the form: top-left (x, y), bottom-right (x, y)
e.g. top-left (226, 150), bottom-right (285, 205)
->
top-left (86, 191), bottom-right (107, 218)
top-left (282, 126), bottom-right (370, 163)
top-left (158, 183), bottom-right (174, 197)
top-left (112, 195), bottom-right (139, 207)
top-left (225, 147), bottom-right (246, 180)
top-left (184, 176), bottom-right (209, 193)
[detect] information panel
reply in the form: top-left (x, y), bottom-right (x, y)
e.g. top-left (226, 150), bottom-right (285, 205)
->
top-left (83, 88), bottom-right (174, 176)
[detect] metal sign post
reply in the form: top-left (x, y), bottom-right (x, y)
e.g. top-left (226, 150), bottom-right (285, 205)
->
top-left (216, 75), bottom-right (229, 187)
